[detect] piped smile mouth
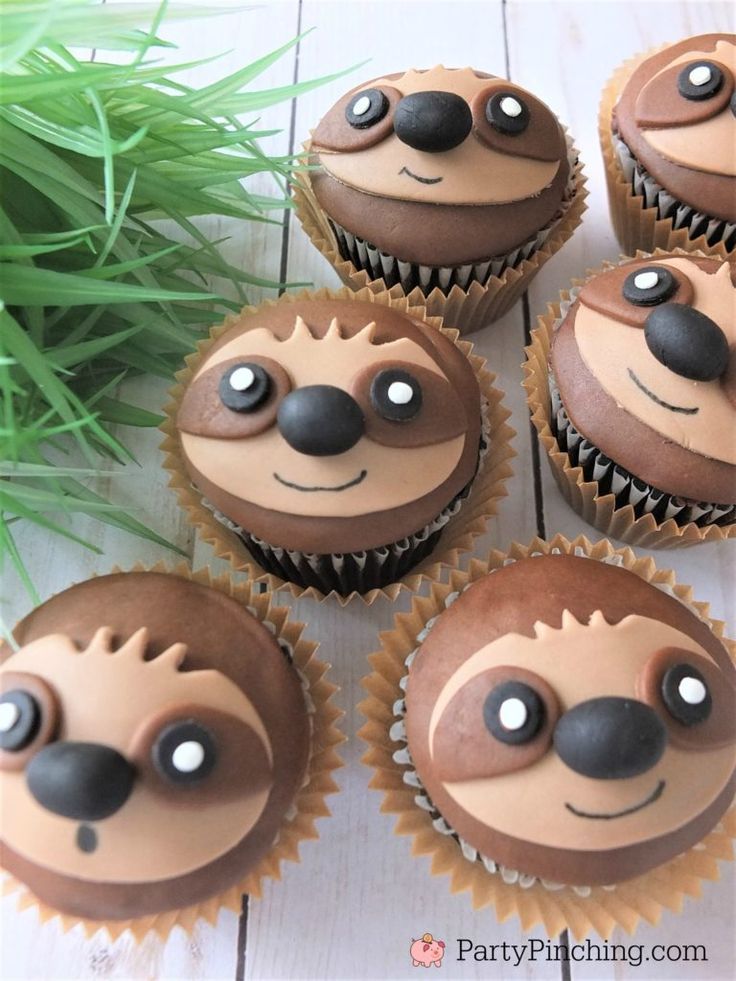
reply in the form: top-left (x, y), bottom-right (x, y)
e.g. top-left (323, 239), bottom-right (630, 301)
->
top-left (399, 166), bottom-right (443, 185)
top-left (628, 369), bottom-right (699, 415)
top-left (274, 470), bottom-right (367, 492)
top-left (565, 779), bottom-right (665, 820)
top-left (77, 824), bottom-right (98, 853)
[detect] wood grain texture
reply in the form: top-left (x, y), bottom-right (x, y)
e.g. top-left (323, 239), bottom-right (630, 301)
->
top-left (2, 2), bottom-right (734, 979)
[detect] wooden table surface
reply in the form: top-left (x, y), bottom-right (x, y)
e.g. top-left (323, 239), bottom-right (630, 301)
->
top-left (2, 2), bottom-right (735, 979)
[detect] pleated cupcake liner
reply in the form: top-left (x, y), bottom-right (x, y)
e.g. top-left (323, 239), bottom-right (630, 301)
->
top-left (613, 136), bottom-right (736, 253)
top-left (599, 48), bottom-right (735, 259)
top-left (292, 134), bottom-right (587, 335)
top-left (161, 285), bottom-right (515, 605)
top-left (549, 380), bottom-right (736, 529)
top-left (522, 249), bottom-right (736, 548)
top-left (358, 533), bottom-right (736, 940)
top-left (1, 562), bottom-right (343, 943)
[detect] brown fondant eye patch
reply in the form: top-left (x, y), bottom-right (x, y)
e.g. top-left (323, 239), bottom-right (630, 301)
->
top-left (637, 646), bottom-right (736, 751)
top-left (130, 703), bottom-right (272, 807)
top-left (312, 85), bottom-right (402, 153)
top-left (635, 60), bottom-right (734, 128)
top-left (177, 355), bottom-right (291, 439)
top-left (578, 261), bottom-right (695, 328)
top-left (471, 82), bottom-right (566, 162)
top-left (351, 360), bottom-right (468, 448)
top-left (431, 666), bottom-right (559, 782)
top-left (0, 672), bottom-right (59, 772)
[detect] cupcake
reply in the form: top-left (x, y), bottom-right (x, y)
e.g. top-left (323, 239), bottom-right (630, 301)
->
top-left (601, 33), bottom-right (736, 257)
top-left (294, 66), bottom-right (586, 333)
top-left (165, 289), bottom-right (513, 599)
top-left (525, 251), bottom-right (736, 547)
top-left (361, 536), bottom-right (736, 937)
top-left (0, 568), bottom-right (340, 938)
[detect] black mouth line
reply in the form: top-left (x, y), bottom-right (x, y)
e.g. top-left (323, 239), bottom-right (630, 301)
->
top-left (565, 779), bottom-right (665, 820)
top-left (76, 823), bottom-right (98, 853)
top-left (628, 368), bottom-right (699, 415)
top-left (274, 470), bottom-right (367, 492)
top-left (399, 166), bottom-right (443, 185)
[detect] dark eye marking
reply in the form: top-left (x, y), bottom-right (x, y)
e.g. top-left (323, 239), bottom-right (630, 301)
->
top-left (622, 266), bottom-right (678, 306)
top-left (677, 61), bottom-right (725, 101)
top-left (661, 663), bottom-right (712, 726)
top-left (370, 369), bottom-right (422, 422)
top-left (483, 681), bottom-right (545, 745)
top-left (153, 720), bottom-right (217, 785)
top-left (345, 88), bottom-right (389, 129)
top-left (219, 362), bottom-right (272, 413)
top-left (0, 690), bottom-right (41, 752)
top-left (485, 92), bottom-right (529, 135)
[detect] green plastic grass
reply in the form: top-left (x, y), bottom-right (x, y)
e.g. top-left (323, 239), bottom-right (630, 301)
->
top-left (0, 0), bottom-right (346, 602)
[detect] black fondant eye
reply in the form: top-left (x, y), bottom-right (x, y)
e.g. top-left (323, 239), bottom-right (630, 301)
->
top-left (622, 266), bottom-right (678, 306)
top-left (345, 88), bottom-right (389, 129)
top-left (0, 691), bottom-right (41, 752)
top-left (644, 304), bottom-right (729, 381)
top-left (678, 61), bottom-right (724, 101)
top-left (370, 368), bottom-right (422, 421)
top-left (219, 362), bottom-right (272, 413)
top-left (485, 92), bottom-right (530, 135)
top-left (483, 681), bottom-right (545, 745)
top-left (661, 663), bottom-right (712, 726)
top-left (153, 720), bottom-right (217, 784)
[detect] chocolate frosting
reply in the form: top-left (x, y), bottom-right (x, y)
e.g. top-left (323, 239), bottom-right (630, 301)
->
top-left (551, 255), bottom-right (736, 505)
top-left (175, 299), bottom-right (481, 555)
top-left (614, 34), bottom-right (736, 223)
top-left (404, 555), bottom-right (735, 885)
top-left (0, 573), bottom-right (310, 920)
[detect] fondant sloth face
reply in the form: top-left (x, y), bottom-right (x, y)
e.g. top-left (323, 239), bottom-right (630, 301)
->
top-left (0, 629), bottom-right (272, 885)
top-left (410, 609), bottom-right (736, 883)
top-left (312, 66), bottom-right (567, 206)
top-left (572, 257), bottom-right (736, 467)
top-left (632, 38), bottom-right (736, 179)
top-left (176, 304), bottom-right (480, 553)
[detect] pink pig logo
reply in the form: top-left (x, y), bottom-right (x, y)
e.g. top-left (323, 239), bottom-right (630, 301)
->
top-left (410, 933), bottom-right (446, 968)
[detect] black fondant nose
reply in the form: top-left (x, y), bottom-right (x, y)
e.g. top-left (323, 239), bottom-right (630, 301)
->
top-left (644, 303), bottom-right (729, 381)
top-left (393, 90), bottom-right (473, 153)
top-left (553, 698), bottom-right (667, 780)
top-left (277, 385), bottom-right (365, 456)
top-left (26, 741), bottom-right (136, 821)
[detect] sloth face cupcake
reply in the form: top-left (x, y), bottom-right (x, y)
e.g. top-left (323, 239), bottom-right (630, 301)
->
top-left (305, 66), bottom-right (580, 297)
top-left (604, 33), bottom-right (736, 255)
top-left (546, 253), bottom-right (736, 534)
top-left (172, 297), bottom-right (490, 596)
top-left (0, 572), bottom-right (317, 926)
top-left (401, 554), bottom-right (736, 887)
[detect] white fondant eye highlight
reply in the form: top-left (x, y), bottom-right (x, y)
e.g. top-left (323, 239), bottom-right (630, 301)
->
top-left (228, 366), bottom-right (256, 392)
top-left (499, 96), bottom-right (523, 118)
top-left (633, 271), bottom-right (659, 291)
top-left (387, 381), bottom-right (414, 406)
top-left (0, 702), bottom-right (20, 733)
top-left (678, 676), bottom-right (707, 706)
top-left (171, 740), bottom-right (207, 773)
top-left (689, 65), bottom-right (712, 87)
top-left (498, 697), bottom-right (528, 731)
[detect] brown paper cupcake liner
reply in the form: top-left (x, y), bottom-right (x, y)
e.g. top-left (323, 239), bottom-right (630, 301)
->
top-left (2, 561), bottom-right (343, 943)
top-left (358, 533), bottom-right (736, 940)
top-left (292, 135), bottom-right (587, 335)
top-left (162, 286), bottom-right (515, 605)
top-left (522, 249), bottom-right (736, 548)
top-left (599, 51), bottom-right (735, 259)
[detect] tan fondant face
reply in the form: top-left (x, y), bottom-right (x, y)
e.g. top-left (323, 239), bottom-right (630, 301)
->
top-left (635, 40), bottom-right (736, 178)
top-left (426, 612), bottom-right (736, 853)
top-left (0, 630), bottom-right (273, 884)
top-left (574, 257), bottom-right (736, 466)
top-left (312, 67), bottom-right (565, 205)
top-left (178, 318), bottom-right (470, 519)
